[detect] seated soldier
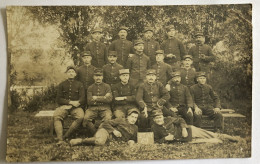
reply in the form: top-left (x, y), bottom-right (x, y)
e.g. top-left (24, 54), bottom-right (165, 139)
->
top-left (103, 51), bottom-right (124, 87)
top-left (136, 69), bottom-right (174, 131)
top-left (190, 72), bottom-right (223, 131)
top-left (166, 71), bottom-right (194, 125)
top-left (112, 69), bottom-right (138, 118)
top-left (82, 69), bottom-right (113, 136)
top-left (70, 108), bottom-right (139, 146)
top-left (53, 66), bottom-right (85, 145)
top-left (152, 50), bottom-right (173, 86)
top-left (151, 110), bottom-right (240, 144)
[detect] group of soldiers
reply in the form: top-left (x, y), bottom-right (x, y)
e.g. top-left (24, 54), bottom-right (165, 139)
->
top-left (53, 25), bottom-right (239, 146)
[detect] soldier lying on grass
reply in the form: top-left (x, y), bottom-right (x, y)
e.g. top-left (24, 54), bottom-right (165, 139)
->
top-left (70, 108), bottom-right (139, 146)
top-left (151, 110), bottom-right (241, 144)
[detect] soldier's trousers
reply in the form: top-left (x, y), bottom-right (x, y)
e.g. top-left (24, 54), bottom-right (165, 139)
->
top-left (53, 105), bottom-right (84, 141)
top-left (193, 107), bottom-right (223, 130)
top-left (177, 106), bottom-right (193, 125)
top-left (114, 104), bottom-right (138, 118)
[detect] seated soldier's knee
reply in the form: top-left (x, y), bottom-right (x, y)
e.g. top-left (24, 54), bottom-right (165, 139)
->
top-left (95, 139), bottom-right (106, 146)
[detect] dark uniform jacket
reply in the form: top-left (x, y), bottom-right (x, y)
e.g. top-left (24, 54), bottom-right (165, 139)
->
top-left (188, 43), bottom-right (215, 71)
top-left (112, 82), bottom-right (136, 105)
top-left (87, 82), bottom-right (112, 106)
top-left (179, 67), bottom-right (196, 87)
top-left (56, 79), bottom-right (85, 106)
top-left (166, 83), bottom-right (193, 108)
top-left (103, 63), bottom-right (124, 85)
top-left (190, 84), bottom-right (221, 109)
top-left (143, 38), bottom-right (160, 65)
top-left (100, 118), bottom-right (138, 142)
top-left (85, 41), bottom-right (108, 68)
top-left (136, 81), bottom-right (170, 111)
top-left (161, 38), bottom-right (187, 64)
top-left (109, 39), bottom-right (134, 66)
top-left (77, 64), bottom-right (96, 90)
top-left (152, 62), bottom-right (173, 86)
top-left (126, 53), bottom-right (151, 80)
top-left (151, 116), bottom-right (187, 143)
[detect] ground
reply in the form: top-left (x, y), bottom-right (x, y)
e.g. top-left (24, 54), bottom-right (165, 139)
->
top-left (6, 104), bottom-right (251, 162)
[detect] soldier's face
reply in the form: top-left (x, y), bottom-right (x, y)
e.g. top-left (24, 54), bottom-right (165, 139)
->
top-left (197, 76), bottom-right (207, 84)
top-left (156, 54), bottom-right (164, 62)
top-left (144, 31), bottom-right (153, 40)
top-left (196, 36), bottom-right (205, 44)
top-left (153, 115), bottom-right (164, 125)
top-left (118, 30), bottom-right (127, 39)
top-left (82, 56), bottom-right (92, 64)
top-left (146, 74), bottom-right (156, 83)
top-left (94, 75), bottom-right (103, 83)
top-left (108, 56), bottom-right (117, 64)
top-left (167, 29), bottom-right (176, 38)
top-left (92, 32), bottom-right (102, 41)
top-left (172, 76), bottom-right (181, 84)
top-left (120, 74), bottom-right (130, 83)
top-left (183, 58), bottom-right (193, 67)
top-left (134, 44), bottom-right (144, 53)
top-left (66, 69), bottom-right (77, 79)
top-left (127, 113), bottom-right (139, 124)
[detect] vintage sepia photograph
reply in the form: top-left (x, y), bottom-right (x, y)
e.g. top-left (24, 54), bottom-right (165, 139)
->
top-left (6, 5), bottom-right (252, 162)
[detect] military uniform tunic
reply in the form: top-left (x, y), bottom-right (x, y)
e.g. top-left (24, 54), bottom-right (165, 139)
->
top-left (152, 62), bottom-right (173, 86)
top-left (77, 64), bottom-right (96, 90)
top-left (102, 63), bottom-right (124, 85)
top-left (143, 39), bottom-right (160, 65)
top-left (85, 41), bottom-right (108, 68)
top-left (179, 68), bottom-right (197, 87)
top-left (109, 39), bottom-right (134, 66)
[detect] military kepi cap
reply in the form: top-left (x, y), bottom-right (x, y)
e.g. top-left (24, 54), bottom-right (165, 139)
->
top-left (92, 27), bottom-right (102, 34)
top-left (143, 26), bottom-right (154, 33)
top-left (119, 69), bottom-right (130, 75)
top-left (108, 51), bottom-right (117, 57)
top-left (194, 31), bottom-right (204, 37)
top-left (183, 55), bottom-right (193, 60)
top-left (151, 110), bottom-right (163, 117)
top-left (196, 72), bottom-right (207, 78)
top-left (134, 39), bottom-right (144, 46)
top-left (166, 25), bottom-right (175, 31)
top-left (65, 66), bottom-right (77, 73)
top-left (155, 50), bottom-right (164, 55)
top-left (94, 68), bottom-right (103, 76)
top-left (146, 69), bottom-right (156, 75)
top-left (82, 51), bottom-right (91, 57)
top-left (119, 26), bottom-right (128, 32)
top-left (127, 108), bottom-right (140, 116)
top-left (171, 71), bottom-right (181, 78)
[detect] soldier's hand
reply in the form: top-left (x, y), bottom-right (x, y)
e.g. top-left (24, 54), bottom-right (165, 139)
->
top-left (165, 134), bottom-right (174, 141)
top-left (199, 53), bottom-right (206, 59)
top-left (115, 97), bottom-right (125, 101)
top-left (128, 140), bottom-right (135, 146)
top-left (73, 101), bottom-right (80, 107)
top-left (113, 130), bottom-right (122, 137)
top-left (213, 108), bottom-right (221, 114)
top-left (194, 107), bottom-right (202, 115)
top-left (182, 128), bottom-right (188, 138)
top-left (92, 96), bottom-right (98, 100)
top-left (170, 107), bottom-right (178, 113)
top-left (128, 54), bottom-right (134, 58)
top-left (187, 108), bottom-right (193, 116)
top-left (143, 107), bottom-right (148, 118)
top-left (165, 84), bottom-right (171, 91)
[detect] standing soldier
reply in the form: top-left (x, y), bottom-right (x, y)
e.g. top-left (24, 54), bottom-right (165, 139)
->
top-left (82, 69), bottom-right (113, 135)
top-left (180, 55), bottom-right (197, 87)
top-left (53, 66), bottom-right (85, 145)
top-left (102, 51), bottom-right (123, 87)
top-left (190, 72), bottom-right (223, 131)
top-left (112, 69), bottom-right (138, 118)
top-left (136, 69), bottom-right (173, 131)
top-left (85, 27), bottom-right (108, 68)
top-left (126, 39), bottom-right (151, 87)
top-left (166, 71), bottom-right (194, 125)
top-left (109, 26), bottom-right (134, 66)
top-left (188, 31), bottom-right (215, 73)
top-left (152, 50), bottom-right (173, 86)
top-left (77, 51), bottom-right (96, 98)
top-left (161, 25), bottom-right (187, 71)
top-left (143, 26), bottom-right (160, 65)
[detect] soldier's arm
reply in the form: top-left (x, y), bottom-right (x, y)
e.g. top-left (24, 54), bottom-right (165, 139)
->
top-left (168, 116), bottom-right (188, 129)
top-left (178, 41), bottom-right (187, 59)
top-left (99, 118), bottom-right (122, 133)
top-left (155, 41), bottom-right (160, 50)
top-left (129, 125), bottom-right (138, 141)
top-left (209, 86), bottom-right (221, 108)
top-left (126, 57), bottom-right (132, 69)
top-left (167, 64), bottom-right (173, 82)
top-left (87, 86), bottom-right (95, 105)
top-left (95, 85), bottom-right (113, 103)
top-left (108, 41), bottom-right (115, 51)
top-left (136, 84), bottom-right (147, 109)
top-left (125, 85), bottom-right (136, 102)
top-left (102, 65), bottom-right (107, 83)
top-left (158, 82), bottom-right (170, 104)
top-left (151, 125), bottom-right (167, 144)
top-left (202, 46), bottom-right (215, 62)
top-left (78, 82), bottom-right (85, 105)
top-left (56, 83), bottom-right (70, 105)
top-left (184, 86), bottom-right (193, 108)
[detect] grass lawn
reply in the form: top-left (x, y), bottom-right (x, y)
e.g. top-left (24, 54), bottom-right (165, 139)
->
top-left (6, 106), bottom-right (251, 162)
